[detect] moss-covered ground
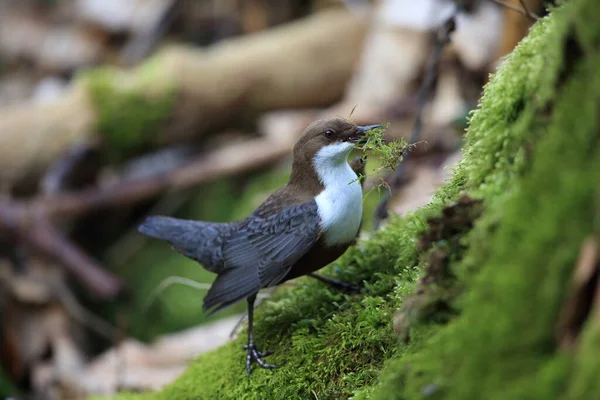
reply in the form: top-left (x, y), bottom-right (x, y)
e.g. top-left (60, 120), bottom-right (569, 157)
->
top-left (102, 0), bottom-right (600, 398)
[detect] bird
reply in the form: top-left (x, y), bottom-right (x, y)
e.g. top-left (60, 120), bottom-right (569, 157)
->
top-left (138, 118), bottom-right (381, 374)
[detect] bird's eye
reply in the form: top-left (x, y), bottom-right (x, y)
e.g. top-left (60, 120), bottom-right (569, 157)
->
top-left (324, 129), bottom-right (335, 138)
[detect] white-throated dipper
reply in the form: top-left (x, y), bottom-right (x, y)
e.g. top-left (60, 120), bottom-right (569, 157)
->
top-left (138, 118), bottom-right (381, 374)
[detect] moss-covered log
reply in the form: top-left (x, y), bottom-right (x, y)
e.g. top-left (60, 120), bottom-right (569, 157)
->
top-left (0, 10), bottom-right (367, 185)
top-left (101, 0), bottom-right (600, 398)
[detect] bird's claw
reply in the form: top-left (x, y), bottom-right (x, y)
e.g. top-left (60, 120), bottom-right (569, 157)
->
top-left (245, 343), bottom-right (277, 375)
top-left (309, 273), bottom-right (362, 293)
top-left (321, 278), bottom-right (362, 293)
top-left (335, 281), bottom-right (361, 293)
top-left (243, 345), bottom-right (274, 358)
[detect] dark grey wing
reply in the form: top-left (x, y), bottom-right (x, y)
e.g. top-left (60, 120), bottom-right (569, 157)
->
top-left (202, 201), bottom-right (320, 312)
top-left (138, 216), bottom-right (236, 272)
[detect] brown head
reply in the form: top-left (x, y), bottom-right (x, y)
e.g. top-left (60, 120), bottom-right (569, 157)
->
top-left (287, 117), bottom-right (380, 197)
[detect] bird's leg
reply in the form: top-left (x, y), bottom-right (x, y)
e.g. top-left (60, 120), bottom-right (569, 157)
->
top-left (244, 294), bottom-right (277, 375)
top-left (308, 273), bottom-right (361, 293)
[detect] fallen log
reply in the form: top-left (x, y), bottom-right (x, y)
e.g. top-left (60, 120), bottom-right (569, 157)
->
top-left (0, 10), bottom-right (368, 187)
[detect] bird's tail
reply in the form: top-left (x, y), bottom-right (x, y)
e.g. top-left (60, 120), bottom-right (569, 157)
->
top-left (138, 216), bottom-right (225, 270)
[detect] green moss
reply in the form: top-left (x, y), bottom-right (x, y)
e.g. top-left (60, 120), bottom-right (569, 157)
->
top-left (370, 0), bottom-right (600, 399)
top-left (82, 56), bottom-right (178, 161)
top-left (0, 365), bottom-right (16, 398)
top-left (151, 212), bottom-right (424, 400)
top-left (357, 124), bottom-right (407, 173)
top-left (566, 322), bottom-right (600, 399)
top-left (103, 0), bottom-right (600, 397)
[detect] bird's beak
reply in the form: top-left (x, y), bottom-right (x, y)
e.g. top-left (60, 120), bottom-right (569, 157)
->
top-left (356, 124), bottom-right (383, 134)
top-left (349, 124), bottom-right (383, 144)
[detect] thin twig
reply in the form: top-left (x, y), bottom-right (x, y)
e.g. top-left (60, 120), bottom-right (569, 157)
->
top-left (489, 0), bottom-right (539, 21)
top-left (30, 137), bottom-right (290, 218)
top-left (373, 16), bottom-right (457, 230)
top-left (104, 190), bottom-right (192, 267)
top-left (0, 202), bottom-right (122, 298)
top-left (0, 138), bottom-right (289, 297)
top-left (115, 313), bottom-right (128, 393)
top-left (143, 276), bottom-right (212, 312)
top-left (121, 0), bottom-right (181, 64)
top-left (0, 141), bottom-right (123, 298)
top-left (24, 215), bottom-right (122, 298)
top-left (40, 141), bottom-right (96, 195)
top-left (53, 280), bottom-right (118, 339)
top-left (0, 205), bottom-right (121, 298)
top-left (518, 0), bottom-right (540, 20)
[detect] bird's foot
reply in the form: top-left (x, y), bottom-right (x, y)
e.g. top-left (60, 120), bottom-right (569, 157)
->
top-left (244, 343), bottom-right (277, 375)
top-left (327, 279), bottom-right (361, 293)
top-left (309, 273), bottom-right (362, 293)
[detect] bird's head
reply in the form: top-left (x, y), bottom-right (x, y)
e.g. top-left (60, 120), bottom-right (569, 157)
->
top-left (287, 118), bottom-right (381, 195)
top-left (291, 117), bottom-right (381, 166)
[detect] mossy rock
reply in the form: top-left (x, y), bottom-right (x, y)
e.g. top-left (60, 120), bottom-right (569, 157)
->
top-left (103, 0), bottom-right (600, 398)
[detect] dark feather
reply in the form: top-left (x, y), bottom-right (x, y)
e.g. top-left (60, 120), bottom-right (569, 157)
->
top-left (138, 216), bottom-right (235, 271)
top-left (203, 266), bottom-right (261, 313)
top-left (222, 201), bottom-right (320, 289)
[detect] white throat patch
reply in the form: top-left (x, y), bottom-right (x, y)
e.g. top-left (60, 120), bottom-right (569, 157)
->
top-left (312, 142), bottom-right (363, 247)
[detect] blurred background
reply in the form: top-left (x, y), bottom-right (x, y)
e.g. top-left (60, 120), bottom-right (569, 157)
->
top-left (0, 0), bottom-right (548, 398)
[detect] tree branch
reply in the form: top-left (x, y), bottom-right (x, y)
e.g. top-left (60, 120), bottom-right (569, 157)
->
top-left (373, 16), bottom-right (457, 230)
top-left (0, 204), bottom-right (122, 298)
top-left (32, 137), bottom-right (290, 218)
top-left (490, 0), bottom-right (540, 21)
top-left (0, 137), bottom-right (291, 298)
